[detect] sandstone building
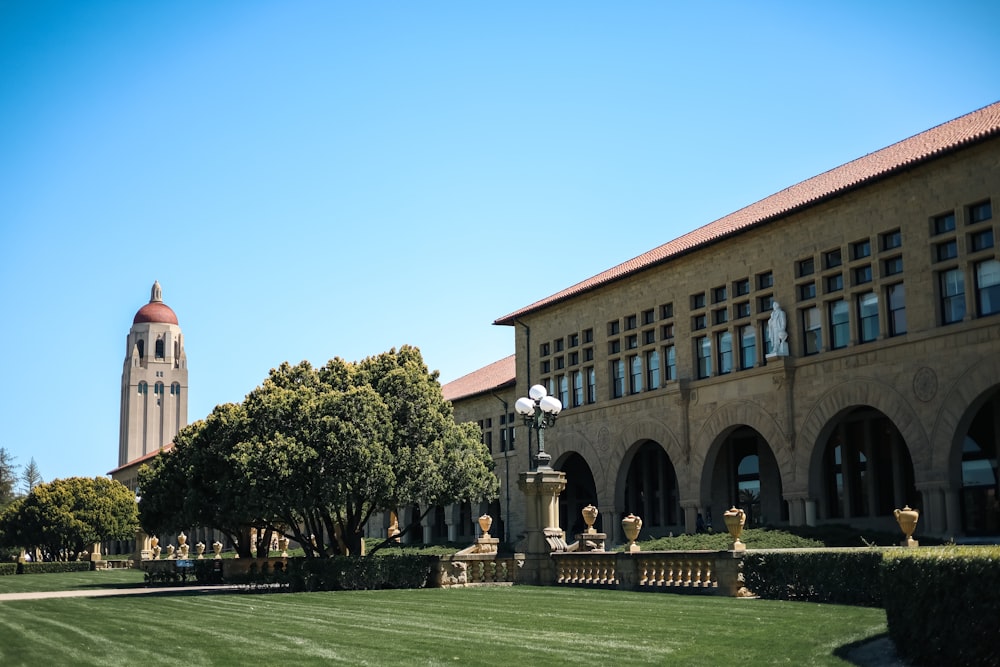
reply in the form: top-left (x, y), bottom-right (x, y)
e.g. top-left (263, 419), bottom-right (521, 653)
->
top-left (443, 102), bottom-right (1000, 544)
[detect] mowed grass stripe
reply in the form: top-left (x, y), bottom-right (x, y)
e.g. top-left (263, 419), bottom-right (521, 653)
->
top-left (0, 587), bottom-right (887, 666)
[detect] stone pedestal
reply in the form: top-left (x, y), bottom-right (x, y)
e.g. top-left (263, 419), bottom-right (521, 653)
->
top-left (516, 468), bottom-right (567, 585)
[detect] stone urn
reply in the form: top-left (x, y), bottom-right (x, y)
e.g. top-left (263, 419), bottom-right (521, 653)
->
top-left (166, 545), bottom-right (176, 559)
top-left (581, 505), bottom-right (599, 534)
top-left (894, 506), bottom-right (920, 547)
top-left (622, 513), bottom-right (642, 553)
top-left (478, 514), bottom-right (493, 538)
top-left (152, 543), bottom-right (162, 560)
top-left (278, 536), bottom-right (289, 557)
top-left (196, 542), bottom-right (206, 559)
top-left (723, 506), bottom-right (747, 552)
top-left (177, 532), bottom-right (189, 559)
top-left (212, 541), bottom-right (223, 559)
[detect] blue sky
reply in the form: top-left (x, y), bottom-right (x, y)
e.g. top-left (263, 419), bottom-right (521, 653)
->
top-left (1, 1), bottom-right (998, 483)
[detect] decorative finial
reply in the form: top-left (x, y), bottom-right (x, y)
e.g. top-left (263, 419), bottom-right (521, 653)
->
top-left (150, 281), bottom-right (163, 303)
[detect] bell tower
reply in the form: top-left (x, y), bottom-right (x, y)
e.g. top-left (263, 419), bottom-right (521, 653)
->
top-left (118, 281), bottom-right (188, 468)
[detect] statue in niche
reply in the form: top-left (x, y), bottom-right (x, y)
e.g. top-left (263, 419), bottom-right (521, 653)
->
top-left (767, 301), bottom-right (789, 357)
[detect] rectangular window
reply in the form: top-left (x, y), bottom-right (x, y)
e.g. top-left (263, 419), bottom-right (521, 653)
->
top-left (692, 314), bottom-right (707, 330)
top-left (507, 414), bottom-right (515, 450)
top-left (540, 342), bottom-right (550, 356)
top-left (797, 257), bottom-right (815, 277)
top-left (933, 212), bottom-right (956, 235)
top-left (883, 256), bottom-right (903, 276)
top-left (757, 271), bottom-right (774, 289)
top-left (798, 282), bottom-right (816, 300)
top-left (586, 367), bottom-right (596, 404)
top-left (734, 301), bottom-right (751, 319)
top-left (664, 345), bottom-right (677, 382)
top-left (969, 201), bottom-right (992, 224)
top-left (583, 328), bottom-right (594, 343)
top-left (824, 248), bottom-right (842, 269)
top-left (554, 338), bottom-right (564, 352)
top-left (935, 240), bottom-right (958, 262)
top-left (643, 329), bottom-right (656, 345)
top-left (853, 265), bottom-right (873, 285)
top-left (758, 294), bottom-right (774, 312)
top-left (569, 351), bottom-right (579, 366)
top-left (558, 375), bottom-right (569, 407)
top-left (970, 229), bottom-right (994, 252)
top-left (716, 331), bottom-right (733, 375)
top-left (857, 292), bottom-right (879, 343)
top-left (825, 274), bottom-right (843, 293)
top-left (646, 350), bottom-right (660, 390)
top-left (887, 283), bottom-right (906, 336)
top-left (486, 430), bottom-right (495, 453)
top-left (541, 360), bottom-right (551, 374)
top-left (572, 370), bottom-right (584, 407)
top-left (661, 323), bottom-right (674, 339)
top-left (713, 285), bottom-right (727, 303)
top-left (940, 268), bottom-right (966, 324)
top-left (975, 259), bottom-right (1000, 317)
top-left (713, 308), bottom-right (728, 325)
top-left (802, 307), bottom-right (822, 355)
top-left (625, 314), bottom-right (637, 330)
top-left (851, 239), bottom-right (871, 260)
top-left (691, 293), bottom-right (706, 309)
top-left (499, 420), bottom-right (507, 452)
top-left (584, 347), bottom-right (594, 362)
top-left (569, 333), bottom-right (580, 347)
top-left (608, 320), bottom-right (620, 336)
top-left (696, 336), bottom-right (712, 379)
top-left (628, 355), bottom-right (643, 394)
top-left (881, 228), bottom-right (902, 250)
top-left (609, 340), bottom-right (621, 354)
top-left (555, 356), bottom-right (564, 370)
top-left (739, 324), bottom-right (756, 369)
top-left (611, 360), bottom-right (625, 398)
top-left (642, 309), bottom-right (655, 325)
top-left (734, 278), bottom-right (750, 296)
top-left (829, 299), bottom-right (849, 349)
top-left (660, 303), bottom-right (674, 319)
top-left (626, 334), bottom-right (638, 350)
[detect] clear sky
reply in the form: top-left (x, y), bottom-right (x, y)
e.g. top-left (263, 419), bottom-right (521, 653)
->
top-left (1, 1), bottom-right (998, 484)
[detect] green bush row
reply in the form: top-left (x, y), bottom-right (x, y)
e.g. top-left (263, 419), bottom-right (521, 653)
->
top-left (17, 561), bottom-right (93, 575)
top-left (881, 546), bottom-right (1000, 667)
top-left (219, 555), bottom-right (435, 592)
top-left (0, 562), bottom-right (17, 576)
top-left (743, 550), bottom-right (884, 607)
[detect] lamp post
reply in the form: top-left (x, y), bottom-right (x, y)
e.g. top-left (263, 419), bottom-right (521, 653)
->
top-left (515, 384), bottom-right (562, 470)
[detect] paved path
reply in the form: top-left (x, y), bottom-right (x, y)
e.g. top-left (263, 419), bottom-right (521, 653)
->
top-left (0, 585), bottom-right (242, 602)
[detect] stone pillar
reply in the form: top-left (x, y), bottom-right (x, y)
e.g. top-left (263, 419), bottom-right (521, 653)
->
top-left (944, 486), bottom-right (962, 539)
top-left (682, 504), bottom-right (699, 534)
top-left (785, 493), bottom-right (806, 526)
top-left (804, 499), bottom-right (817, 526)
top-left (445, 503), bottom-right (459, 542)
top-left (516, 468), bottom-right (567, 585)
top-left (133, 529), bottom-right (152, 561)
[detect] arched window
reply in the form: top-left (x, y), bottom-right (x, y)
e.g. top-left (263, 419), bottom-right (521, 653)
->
top-left (136, 339), bottom-right (144, 359)
top-left (154, 382), bottom-right (164, 395)
top-left (170, 383), bottom-right (180, 396)
top-left (155, 338), bottom-right (165, 359)
top-left (137, 381), bottom-right (147, 395)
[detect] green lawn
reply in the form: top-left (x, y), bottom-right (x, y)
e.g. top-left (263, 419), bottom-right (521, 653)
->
top-left (0, 568), bottom-right (145, 594)
top-left (0, 584), bottom-right (887, 666)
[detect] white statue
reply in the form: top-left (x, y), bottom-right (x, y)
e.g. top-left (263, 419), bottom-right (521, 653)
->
top-left (768, 301), bottom-right (789, 357)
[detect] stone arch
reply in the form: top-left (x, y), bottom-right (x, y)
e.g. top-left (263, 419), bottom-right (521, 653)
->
top-left (799, 377), bottom-right (930, 483)
top-left (691, 399), bottom-right (791, 499)
top-left (928, 356), bottom-right (1000, 479)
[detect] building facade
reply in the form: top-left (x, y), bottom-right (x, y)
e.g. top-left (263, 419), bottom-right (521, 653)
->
top-left (445, 102), bottom-right (1000, 544)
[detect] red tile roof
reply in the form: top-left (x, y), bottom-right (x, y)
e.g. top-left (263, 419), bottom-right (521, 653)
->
top-left (495, 101), bottom-right (1000, 325)
top-left (442, 354), bottom-right (516, 402)
top-left (107, 444), bottom-right (174, 476)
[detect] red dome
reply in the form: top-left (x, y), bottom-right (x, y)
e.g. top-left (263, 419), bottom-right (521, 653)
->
top-left (133, 302), bottom-right (179, 325)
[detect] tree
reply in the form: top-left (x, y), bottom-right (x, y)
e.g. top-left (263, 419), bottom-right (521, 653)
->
top-left (20, 457), bottom-right (43, 495)
top-left (0, 477), bottom-right (138, 561)
top-left (0, 447), bottom-right (17, 509)
top-left (139, 346), bottom-right (499, 558)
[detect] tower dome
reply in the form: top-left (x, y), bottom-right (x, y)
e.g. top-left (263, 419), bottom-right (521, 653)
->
top-left (133, 281), bottom-right (179, 325)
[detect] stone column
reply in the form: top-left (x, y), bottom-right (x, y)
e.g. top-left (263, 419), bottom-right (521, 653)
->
top-left (516, 468), bottom-right (567, 585)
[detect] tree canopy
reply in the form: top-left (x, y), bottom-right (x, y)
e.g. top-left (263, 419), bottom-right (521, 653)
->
top-left (139, 346), bottom-right (499, 557)
top-left (0, 477), bottom-right (138, 561)
top-left (0, 447), bottom-right (17, 509)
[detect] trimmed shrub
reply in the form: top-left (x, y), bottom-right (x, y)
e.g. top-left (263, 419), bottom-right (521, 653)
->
top-left (743, 550), bottom-right (883, 607)
top-left (0, 562), bottom-right (17, 576)
top-left (19, 561), bottom-right (92, 575)
top-left (283, 554), bottom-right (434, 592)
top-left (882, 546), bottom-right (1000, 667)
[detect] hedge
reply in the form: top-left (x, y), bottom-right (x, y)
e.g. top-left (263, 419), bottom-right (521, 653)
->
top-left (0, 562), bottom-right (17, 576)
top-left (18, 561), bottom-right (93, 575)
top-left (881, 546), bottom-right (1000, 667)
top-left (743, 550), bottom-right (883, 607)
top-left (218, 555), bottom-right (435, 592)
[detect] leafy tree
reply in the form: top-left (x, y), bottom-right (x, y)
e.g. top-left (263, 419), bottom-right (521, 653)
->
top-left (0, 477), bottom-right (138, 561)
top-left (139, 346), bottom-right (499, 558)
top-left (0, 447), bottom-right (17, 509)
top-left (20, 457), bottom-right (43, 495)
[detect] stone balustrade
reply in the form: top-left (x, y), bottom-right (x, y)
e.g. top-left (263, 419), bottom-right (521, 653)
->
top-left (552, 550), bottom-right (747, 596)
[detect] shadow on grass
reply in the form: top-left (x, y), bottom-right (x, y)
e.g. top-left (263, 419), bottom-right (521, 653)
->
top-left (834, 633), bottom-right (907, 667)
